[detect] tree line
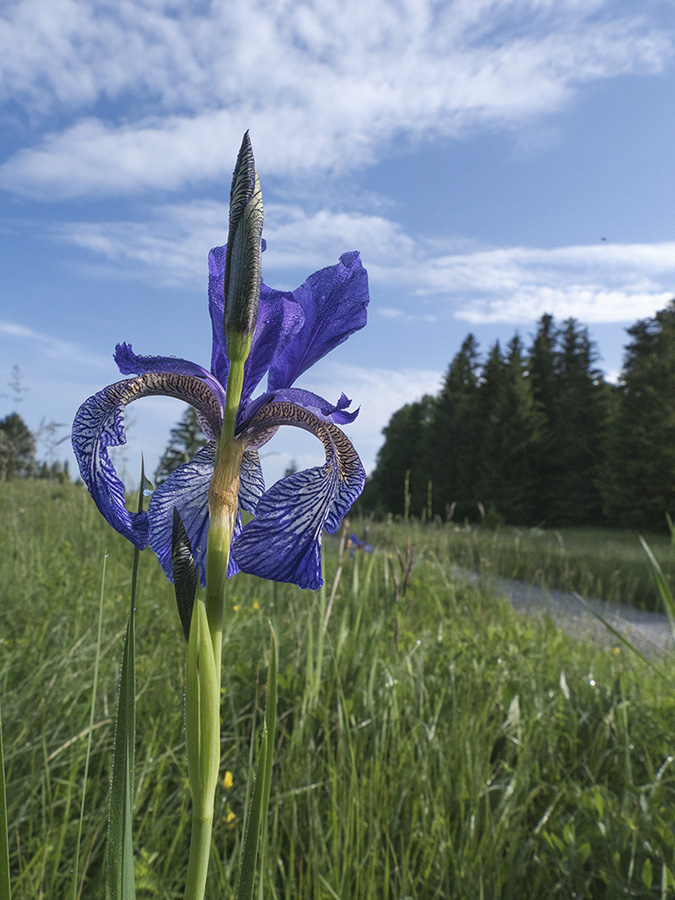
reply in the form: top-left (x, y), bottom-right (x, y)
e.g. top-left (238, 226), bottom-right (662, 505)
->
top-left (361, 301), bottom-right (675, 531)
top-left (0, 413), bottom-right (70, 483)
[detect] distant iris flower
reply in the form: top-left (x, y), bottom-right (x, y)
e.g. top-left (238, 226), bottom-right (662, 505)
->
top-left (72, 238), bottom-right (368, 591)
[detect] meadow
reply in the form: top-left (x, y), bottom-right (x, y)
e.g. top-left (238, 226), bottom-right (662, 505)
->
top-left (2, 480), bottom-right (675, 898)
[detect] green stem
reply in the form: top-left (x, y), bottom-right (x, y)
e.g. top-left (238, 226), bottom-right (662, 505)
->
top-left (222, 358), bottom-right (246, 444)
top-left (184, 811), bottom-right (215, 900)
top-left (183, 596), bottom-right (221, 900)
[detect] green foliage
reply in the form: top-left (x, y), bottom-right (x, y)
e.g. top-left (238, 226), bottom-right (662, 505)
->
top-left (601, 301), bottom-right (675, 528)
top-left (0, 413), bottom-right (35, 480)
top-left (364, 303), bottom-right (675, 532)
top-left (3, 482), bottom-right (675, 898)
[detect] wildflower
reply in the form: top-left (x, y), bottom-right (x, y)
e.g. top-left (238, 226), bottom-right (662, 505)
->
top-left (223, 771), bottom-right (233, 790)
top-left (348, 529), bottom-right (373, 557)
top-left (72, 161), bottom-right (368, 594)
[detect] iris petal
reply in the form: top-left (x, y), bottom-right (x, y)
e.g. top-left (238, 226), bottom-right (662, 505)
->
top-left (267, 251), bottom-right (368, 391)
top-left (232, 401), bottom-right (365, 589)
top-left (265, 388), bottom-right (359, 425)
top-left (148, 444), bottom-right (265, 585)
top-left (240, 286), bottom-right (304, 409)
top-left (208, 244), bottom-right (304, 406)
top-left (149, 443), bottom-right (214, 584)
top-left (72, 372), bottom-right (224, 550)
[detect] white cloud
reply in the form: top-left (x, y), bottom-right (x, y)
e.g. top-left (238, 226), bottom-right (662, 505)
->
top-left (50, 200), bottom-right (675, 326)
top-left (420, 241), bottom-right (675, 323)
top-left (0, 0), bottom-right (671, 198)
top-left (0, 319), bottom-right (110, 368)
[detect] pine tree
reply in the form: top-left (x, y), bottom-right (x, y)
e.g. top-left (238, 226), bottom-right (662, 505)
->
top-left (528, 314), bottom-right (558, 520)
top-left (601, 301), bottom-right (675, 528)
top-left (362, 396), bottom-right (434, 517)
top-left (477, 336), bottom-right (545, 524)
top-left (155, 407), bottom-right (208, 485)
top-left (427, 334), bottom-right (481, 520)
top-left (548, 319), bottom-right (610, 525)
top-left (0, 413), bottom-right (35, 479)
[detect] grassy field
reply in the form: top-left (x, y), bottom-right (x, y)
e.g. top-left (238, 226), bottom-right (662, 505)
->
top-left (2, 480), bottom-right (675, 898)
top-left (370, 517), bottom-right (675, 612)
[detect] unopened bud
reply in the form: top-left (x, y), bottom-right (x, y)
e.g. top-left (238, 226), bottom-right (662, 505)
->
top-left (223, 131), bottom-right (263, 363)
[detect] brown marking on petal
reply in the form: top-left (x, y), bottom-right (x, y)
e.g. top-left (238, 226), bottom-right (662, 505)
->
top-left (239, 400), bottom-right (360, 484)
top-left (105, 372), bottom-right (222, 437)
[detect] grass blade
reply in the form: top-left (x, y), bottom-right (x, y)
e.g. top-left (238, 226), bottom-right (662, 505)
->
top-left (70, 552), bottom-right (107, 900)
top-left (574, 593), bottom-right (664, 675)
top-left (235, 627), bottom-right (277, 900)
top-left (0, 700), bottom-right (10, 900)
top-left (106, 466), bottom-right (146, 900)
top-left (640, 536), bottom-right (675, 640)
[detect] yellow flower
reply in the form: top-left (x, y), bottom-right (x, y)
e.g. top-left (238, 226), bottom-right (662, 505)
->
top-left (223, 771), bottom-right (234, 790)
top-left (226, 810), bottom-right (236, 827)
top-left (253, 600), bottom-right (260, 611)
top-left (233, 604), bottom-right (240, 612)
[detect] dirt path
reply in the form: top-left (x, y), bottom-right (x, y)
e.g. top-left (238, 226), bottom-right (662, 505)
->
top-left (459, 569), bottom-right (674, 658)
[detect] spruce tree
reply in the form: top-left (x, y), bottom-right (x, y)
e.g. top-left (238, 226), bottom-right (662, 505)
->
top-left (363, 396), bottom-right (434, 517)
top-left (155, 407), bottom-right (207, 485)
top-left (601, 301), bottom-right (675, 528)
top-left (427, 334), bottom-right (481, 520)
top-left (477, 336), bottom-right (545, 524)
top-left (528, 314), bottom-right (558, 520)
top-left (548, 319), bottom-right (610, 524)
top-left (0, 413), bottom-right (35, 479)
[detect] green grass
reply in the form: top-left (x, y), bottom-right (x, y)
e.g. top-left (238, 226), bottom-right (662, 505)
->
top-left (2, 480), bottom-right (675, 897)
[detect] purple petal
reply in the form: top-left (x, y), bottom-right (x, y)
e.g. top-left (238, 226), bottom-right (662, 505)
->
top-left (239, 448), bottom-right (266, 513)
top-left (267, 388), bottom-right (359, 424)
top-left (232, 401), bottom-right (365, 589)
top-left (208, 245), bottom-right (231, 388)
top-left (267, 251), bottom-right (369, 391)
top-left (148, 443), bottom-right (215, 585)
top-left (240, 284), bottom-right (304, 408)
top-left (148, 444), bottom-right (265, 585)
top-left (209, 244), bottom-right (304, 405)
top-left (72, 372), bottom-right (224, 550)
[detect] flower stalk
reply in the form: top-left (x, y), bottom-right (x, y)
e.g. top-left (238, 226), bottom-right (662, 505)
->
top-left (184, 133), bottom-right (263, 900)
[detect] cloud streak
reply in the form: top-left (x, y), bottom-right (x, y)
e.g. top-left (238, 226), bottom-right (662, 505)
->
top-left (0, 0), bottom-right (671, 198)
top-left (50, 201), bottom-right (675, 325)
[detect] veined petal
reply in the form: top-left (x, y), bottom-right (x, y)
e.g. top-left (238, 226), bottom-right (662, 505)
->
top-left (239, 447), bottom-right (265, 514)
top-left (148, 443), bottom-right (214, 585)
top-left (209, 244), bottom-right (304, 404)
top-left (231, 401), bottom-right (365, 589)
top-left (267, 251), bottom-right (368, 391)
top-left (72, 372), bottom-right (223, 549)
top-left (240, 285), bottom-right (304, 408)
top-left (208, 244), bottom-right (231, 387)
top-left (148, 444), bottom-right (265, 586)
top-left (114, 343), bottom-right (226, 436)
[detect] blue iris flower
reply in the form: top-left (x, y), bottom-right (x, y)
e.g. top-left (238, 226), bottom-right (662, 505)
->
top-left (72, 245), bottom-right (369, 591)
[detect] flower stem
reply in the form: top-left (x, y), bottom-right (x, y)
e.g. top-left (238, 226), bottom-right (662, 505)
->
top-left (184, 811), bottom-right (214, 900)
top-left (222, 358), bottom-right (246, 444)
top-left (184, 595), bottom-right (221, 900)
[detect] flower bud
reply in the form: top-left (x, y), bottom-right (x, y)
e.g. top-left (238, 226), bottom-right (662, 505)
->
top-left (223, 131), bottom-right (263, 364)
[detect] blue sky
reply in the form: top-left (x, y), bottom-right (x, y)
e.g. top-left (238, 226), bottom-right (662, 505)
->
top-left (1, 0), bottom-right (675, 487)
